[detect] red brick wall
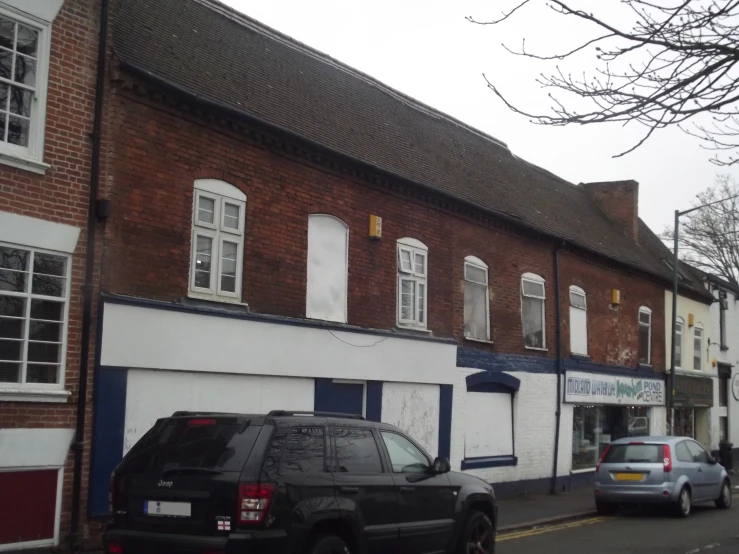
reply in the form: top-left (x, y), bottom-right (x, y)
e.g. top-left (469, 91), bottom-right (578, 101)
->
top-left (0, 0), bottom-right (100, 542)
top-left (101, 86), bottom-right (666, 370)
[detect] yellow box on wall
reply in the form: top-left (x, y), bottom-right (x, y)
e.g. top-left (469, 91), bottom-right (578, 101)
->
top-left (688, 313), bottom-right (695, 327)
top-left (612, 289), bottom-right (621, 305)
top-left (369, 214), bottom-right (382, 239)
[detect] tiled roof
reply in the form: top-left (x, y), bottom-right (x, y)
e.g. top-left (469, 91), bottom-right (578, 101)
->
top-left (113, 0), bottom-right (681, 284)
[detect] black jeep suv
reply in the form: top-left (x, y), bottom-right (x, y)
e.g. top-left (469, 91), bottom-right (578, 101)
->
top-left (105, 410), bottom-right (497, 554)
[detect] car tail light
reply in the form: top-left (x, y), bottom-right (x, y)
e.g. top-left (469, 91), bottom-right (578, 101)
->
top-left (238, 483), bottom-right (275, 524)
top-left (108, 543), bottom-right (123, 554)
top-left (188, 418), bottom-right (216, 426)
top-left (108, 472), bottom-right (115, 514)
top-left (596, 445), bottom-right (611, 472)
top-left (663, 444), bottom-right (673, 473)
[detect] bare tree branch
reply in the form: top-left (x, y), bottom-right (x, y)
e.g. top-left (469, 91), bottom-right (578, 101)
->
top-left (475, 0), bottom-right (739, 164)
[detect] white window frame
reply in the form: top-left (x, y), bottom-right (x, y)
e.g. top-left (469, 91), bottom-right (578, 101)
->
top-left (0, 241), bottom-right (71, 395)
top-left (675, 316), bottom-right (684, 369)
top-left (463, 256), bottom-right (490, 341)
top-left (569, 285), bottom-right (588, 356)
top-left (521, 272), bottom-right (546, 350)
top-left (0, 5), bottom-right (52, 174)
top-left (396, 238), bottom-right (428, 329)
top-left (189, 180), bottom-right (246, 304)
top-left (638, 306), bottom-right (652, 366)
top-left (693, 324), bottom-right (703, 371)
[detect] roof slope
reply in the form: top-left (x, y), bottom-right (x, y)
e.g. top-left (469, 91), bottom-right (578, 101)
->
top-left (113, 0), bottom-right (673, 280)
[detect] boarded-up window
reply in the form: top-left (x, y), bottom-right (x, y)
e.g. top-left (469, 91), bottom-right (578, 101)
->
top-left (464, 392), bottom-right (513, 458)
top-left (0, 469), bottom-right (58, 546)
top-left (306, 215), bottom-right (349, 323)
top-left (569, 286), bottom-right (587, 356)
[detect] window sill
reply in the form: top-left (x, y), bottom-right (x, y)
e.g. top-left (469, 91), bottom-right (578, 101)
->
top-left (0, 388), bottom-right (70, 403)
top-left (461, 455), bottom-right (517, 470)
top-left (0, 150), bottom-right (50, 175)
top-left (638, 363), bottom-right (653, 370)
top-left (525, 346), bottom-right (548, 352)
top-left (394, 325), bottom-right (433, 336)
top-left (570, 354), bottom-right (590, 361)
top-left (570, 467), bottom-right (595, 474)
top-left (464, 337), bottom-right (494, 345)
top-left (185, 293), bottom-right (249, 309)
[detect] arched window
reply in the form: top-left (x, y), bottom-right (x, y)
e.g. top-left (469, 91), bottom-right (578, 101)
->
top-left (638, 307), bottom-right (652, 365)
top-left (397, 238), bottom-right (428, 328)
top-left (189, 179), bottom-right (246, 302)
top-left (569, 285), bottom-right (587, 356)
top-left (306, 214), bottom-right (349, 323)
top-left (521, 273), bottom-right (546, 349)
top-left (675, 316), bottom-right (685, 369)
top-left (463, 256), bottom-right (489, 341)
top-left (693, 324), bottom-right (703, 370)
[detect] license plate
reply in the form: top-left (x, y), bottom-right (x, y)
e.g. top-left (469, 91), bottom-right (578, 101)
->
top-left (143, 500), bottom-right (191, 517)
top-left (614, 473), bottom-right (644, 482)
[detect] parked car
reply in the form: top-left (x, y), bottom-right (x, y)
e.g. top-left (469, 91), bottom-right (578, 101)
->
top-left (104, 410), bottom-right (497, 554)
top-left (594, 436), bottom-right (732, 517)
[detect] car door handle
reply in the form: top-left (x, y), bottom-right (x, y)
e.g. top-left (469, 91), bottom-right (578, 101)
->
top-left (399, 486), bottom-right (415, 493)
top-left (697, 468), bottom-right (703, 472)
top-left (339, 486), bottom-right (359, 494)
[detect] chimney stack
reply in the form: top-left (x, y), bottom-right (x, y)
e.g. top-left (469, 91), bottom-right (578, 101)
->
top-left (581, 180), bottom-right (640, 241)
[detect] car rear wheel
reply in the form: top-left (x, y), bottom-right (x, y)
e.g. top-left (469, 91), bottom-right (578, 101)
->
top-left (456, 510), bottom-right (495, 554)
top-left (715, 480), bottom-right (732, 509)
top-left (307, 534), bottom-right (351, 554)
top-left (595, 499), bottom-right (616, 515)
top-left (675, 486), bottom-right (691, 518)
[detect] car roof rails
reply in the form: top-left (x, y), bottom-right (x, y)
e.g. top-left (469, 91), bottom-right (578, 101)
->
top-left (170, 411), bottom-right (242, 417)
top-left (266, 410), bottom-right (366, 420)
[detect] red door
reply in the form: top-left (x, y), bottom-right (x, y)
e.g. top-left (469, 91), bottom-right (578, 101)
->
top-left (0, 470), bottom-right (58, 546)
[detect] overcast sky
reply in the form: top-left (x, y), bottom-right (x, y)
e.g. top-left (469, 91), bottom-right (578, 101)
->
top-left (222, 0), bottom-right (739, 235)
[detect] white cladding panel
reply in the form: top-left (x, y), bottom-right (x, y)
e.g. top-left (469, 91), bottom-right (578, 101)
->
top-left (381, 382), bottom-right (440, 458)
top-left (123, 369), bottom-right (314, 454)
top-left (101, 303), bottom-right (456, 385)
top-left (463, 392), bottom-right (513, 458)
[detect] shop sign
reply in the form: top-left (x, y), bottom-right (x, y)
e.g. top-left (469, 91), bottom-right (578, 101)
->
top-left (673, 374), bottom-right (714, 407)
top-left (733, 374), bottom-right (739, 402)
top-left (564, 371), bottom-right (665, 406)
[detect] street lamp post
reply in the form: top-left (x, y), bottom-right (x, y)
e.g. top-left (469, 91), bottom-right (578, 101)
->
top-left (668, 194), bottom-right (739, 434)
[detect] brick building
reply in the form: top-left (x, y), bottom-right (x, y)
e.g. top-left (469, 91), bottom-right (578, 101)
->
top-left (78, 0), bottom-right (710, 522)
top-left (0, 0), bottom-right (102, 549)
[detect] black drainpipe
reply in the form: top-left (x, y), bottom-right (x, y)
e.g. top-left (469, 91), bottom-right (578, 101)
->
top-left (550, 241), bottom-right (564, 494)
top-left (69, 0), bottom-right (110, 548)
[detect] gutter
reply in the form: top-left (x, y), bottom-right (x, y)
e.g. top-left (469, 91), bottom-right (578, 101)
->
top-left (69, 0), bottom-right (110, 548)
top-left (118, 61), bottom-right (694, 293)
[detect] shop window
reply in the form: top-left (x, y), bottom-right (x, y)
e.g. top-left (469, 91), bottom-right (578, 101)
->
top-left (693, 325), bottom-right (703, 370)
top-left (521, 273), bottom-right (546, 349)
top-left (0, 244), bottom-right (70, 389)
top-left (673, 408), bottom-right (695, 438)
top-left (638, 307), bottom-right (652, 365)
top-left (189, 179), bottom-right (246, 303)
top-left (463, 256), bottom-right (489, 341)
top-left (306, 215), bottom-right (349, 323)
top-left (397, 238), bottom-right (428, 329)
top-left (569, 285), bottom-right (587, 356)
top-left (674, 317), bottom-right (684, 369)
top-left (572, 406), bottom-right (650, 471)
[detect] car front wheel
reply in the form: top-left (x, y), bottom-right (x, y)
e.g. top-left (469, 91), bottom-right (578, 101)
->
top-left (456, 511), bottom-right (495, 554)
top-left (715, 480), bottom-right (732, 509)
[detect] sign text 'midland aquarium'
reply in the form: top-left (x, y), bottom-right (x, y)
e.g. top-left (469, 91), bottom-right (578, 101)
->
top-left (564, 371), bottom-right (665, 406)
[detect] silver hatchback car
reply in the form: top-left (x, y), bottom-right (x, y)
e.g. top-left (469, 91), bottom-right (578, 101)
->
top-left (594, 436), bottom-right (732, 517)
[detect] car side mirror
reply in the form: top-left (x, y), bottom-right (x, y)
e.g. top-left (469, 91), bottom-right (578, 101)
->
top-left (708, 457), bottom-right (718, 465)
top-left (432, 457), bottom-right (451, 474)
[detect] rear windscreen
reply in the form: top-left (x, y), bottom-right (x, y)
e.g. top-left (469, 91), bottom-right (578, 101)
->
top-left (604, 444), bottom-right (662, 464)
top-left (121, 418), bottom-right (261, 473)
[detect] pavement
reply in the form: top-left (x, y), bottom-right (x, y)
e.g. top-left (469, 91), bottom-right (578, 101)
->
top-left (497, 487), bottom-right (596, 532)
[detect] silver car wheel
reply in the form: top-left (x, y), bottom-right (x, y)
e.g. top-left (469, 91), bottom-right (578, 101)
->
top-left (722, 483), bottom-right (731, 507)
top-left (680, 488), bottom-right (691, 516)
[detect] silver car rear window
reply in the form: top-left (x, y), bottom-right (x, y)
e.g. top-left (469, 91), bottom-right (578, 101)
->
top-left (604, 444), bottom-right (662, 463)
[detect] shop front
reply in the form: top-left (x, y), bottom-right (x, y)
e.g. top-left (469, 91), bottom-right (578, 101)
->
top-left (672, 373), bottom-right (714, 448)
top-left (565, 371), bottom-right (666, 471)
